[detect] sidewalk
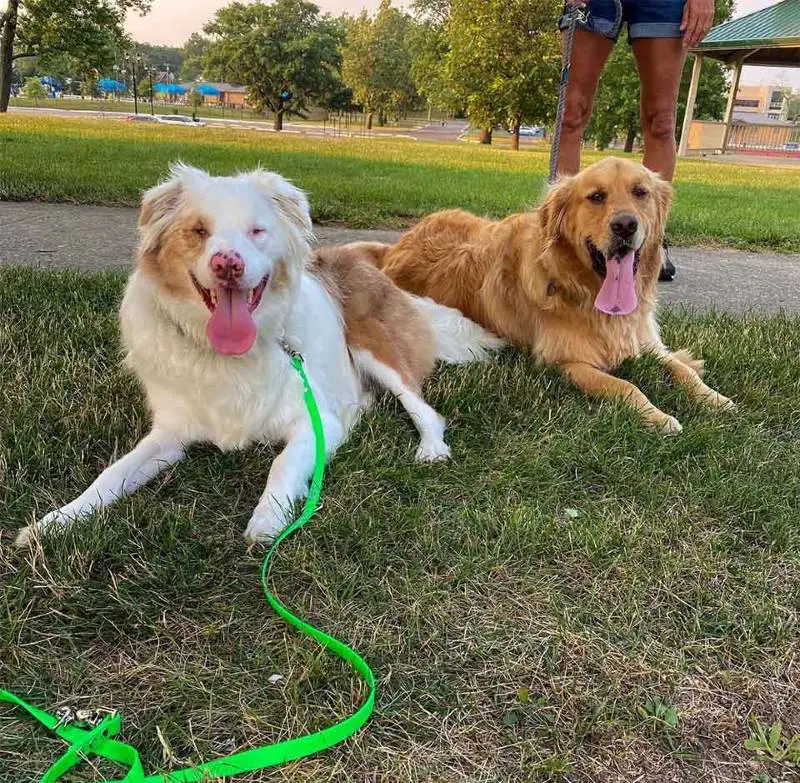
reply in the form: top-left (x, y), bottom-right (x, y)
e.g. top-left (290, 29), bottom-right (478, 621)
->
top-left (2, 201), bottom-right (799, 313)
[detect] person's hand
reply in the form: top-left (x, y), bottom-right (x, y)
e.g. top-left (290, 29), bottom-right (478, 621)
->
top-left (681, 0), bottom-right (715, 48)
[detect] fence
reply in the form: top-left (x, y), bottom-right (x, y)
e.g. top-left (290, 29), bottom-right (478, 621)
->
top-left (727, 122), bottom-right (800, 154)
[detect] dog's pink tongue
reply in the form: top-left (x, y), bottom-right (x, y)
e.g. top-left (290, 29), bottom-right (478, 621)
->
top-left (206, 288), bottom-right (257, 355)
top-left (594, 250), bottom-right (638, 316)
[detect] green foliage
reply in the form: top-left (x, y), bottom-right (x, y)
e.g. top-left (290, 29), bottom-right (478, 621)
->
top-left (188, 86), bottom-right (204, 111)
top-left (0, 0), bottom-right (150, 110)
top-left (408, 2), bottom-right (461, 116)
top-left (784, 92), bottom-right (800, 122)
top-left (179, 33), bottom-right (210, 82)
top-left (745, 719), bottom-right (800, 765)
top-left (425, 0), bottom-right (560, 142)
top-left (340, 0), bottom-right (417, 126)
top-left (21, 74), bottom-right (45, 99)
top-left (204, 0), bottom-right (343, 128)
top-left (136, 42), bottom-right (183, 76)
top-left (587, 45), bottom-right (640, 151)
top-left (676, 57), bottom-right (729, 130)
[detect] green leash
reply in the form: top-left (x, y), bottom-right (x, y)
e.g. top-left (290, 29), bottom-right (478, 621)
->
top-left (1, 351), bottom-right (376, 782)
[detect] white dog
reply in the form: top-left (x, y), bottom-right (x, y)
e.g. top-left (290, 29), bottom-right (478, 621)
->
top-left (15, 165), bottom-right (503, 546)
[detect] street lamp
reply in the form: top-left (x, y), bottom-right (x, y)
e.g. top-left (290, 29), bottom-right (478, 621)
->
top-left (124, 52), bottom-right (142, 115)
top-left (147, 67), bottom-right (154, 115)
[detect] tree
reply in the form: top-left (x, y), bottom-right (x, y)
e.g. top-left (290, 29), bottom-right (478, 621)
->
top-left (21, 74), bottom-right (45, 101)
top-left (204, 0), bottom-right (343, 131)
top-left (408, 11), bottom-right (461, 117)
top-left (444, 0), bottom-right (560, 147)
top-left (786, 93), bottom-right (800, 122)
top-left (0, 0), bottom-right (150, 112)
top-left (341, 1), bottom-right (416, 129)
top-left (180, 33), bottom-right (210, 82)
top-left (587, 45), bottom-right (641, 152)
top-left (137, 43), bottom-right (183, 77)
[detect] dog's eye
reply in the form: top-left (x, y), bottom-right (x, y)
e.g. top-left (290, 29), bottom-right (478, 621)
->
top-left (193, 226), bottom-right (208, 239)
top-left (250, 227), bottom-right (266, 237)
top-left (633, 186), bottom-right (649, 198)
top-left (588, 191), bottom-right (606, 204)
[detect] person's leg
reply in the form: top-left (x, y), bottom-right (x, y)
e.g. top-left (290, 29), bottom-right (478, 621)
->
top-left (631, 18), bottom-right (687, 281)
top-left (632, 36), bottom-right (688, 181)
top-left (556, 29), bottom-right (616, 176)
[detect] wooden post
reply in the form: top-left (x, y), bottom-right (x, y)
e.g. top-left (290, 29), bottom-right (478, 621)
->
top-left (721, 59), bottom-right (743, 153)
top-left (678, 55), bottom-right (703, 156)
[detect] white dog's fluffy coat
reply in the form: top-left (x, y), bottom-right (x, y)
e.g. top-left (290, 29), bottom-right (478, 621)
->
top-left (15, 165), bottom-right (502, 546)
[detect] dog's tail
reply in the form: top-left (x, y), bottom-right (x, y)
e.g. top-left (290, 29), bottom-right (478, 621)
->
top-left (342, 241), bottom-right (391, 269)
top-left (413, 296), bottom-right (505, 364)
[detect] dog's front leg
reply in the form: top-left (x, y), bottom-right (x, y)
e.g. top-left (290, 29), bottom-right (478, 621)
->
top-left (560, 361), bottom-right (682, 434)
top-left (245, 413), bottom-right (344, 543)
top-left (15, 430), bottom-right (186, 547)
top-left (659, 351), bottom-right (735, 411)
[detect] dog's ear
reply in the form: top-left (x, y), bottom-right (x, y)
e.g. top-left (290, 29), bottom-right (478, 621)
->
top-left (650, 171), bottom-right (673, 237)
top-left (138, 165), bottom-right (198, 258)
top-left (539, 176), bottom-right (574, 241)
top-left (246, 169), bottom-right (313, 241)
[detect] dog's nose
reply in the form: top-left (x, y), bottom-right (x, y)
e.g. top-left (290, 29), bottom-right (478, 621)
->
top-left (210, 251), bottom-right (244, 283)
top-left (610, 214), bottom-right (639, 239)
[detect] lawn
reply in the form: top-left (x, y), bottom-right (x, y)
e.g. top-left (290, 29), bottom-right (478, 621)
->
top-left (2, 267), bottom-right (799, 782)
top-left (2, 114), bottom-right (800, 251)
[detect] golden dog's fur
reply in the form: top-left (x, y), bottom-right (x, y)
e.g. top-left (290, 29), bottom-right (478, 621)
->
top-left (370, 158), bottom-right (733, 433)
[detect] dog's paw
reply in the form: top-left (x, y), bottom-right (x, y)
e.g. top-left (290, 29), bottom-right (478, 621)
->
top-left (647, 413), bottom-right (682, 435)
top-left (244, 504), bottom-right (291, 544)
top-left (415, 439), bottom-right (451, 463)
top-left (659, 415), bottom-right (683, 436)
top-left (14, 510), bottom-right (70, 548)
top-left (704, 391), bottom-right (735, 411)
top-left (14, 525), bottom-right (35, 548)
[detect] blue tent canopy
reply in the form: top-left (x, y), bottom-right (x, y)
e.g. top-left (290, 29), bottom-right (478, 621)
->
top-left (193, 83), bottom-right (221, 96)
top-left (98, 79), bottom-right (128, 93)
top-left (153, 82), bottom-right (187, 95)
top-left (40, 76), bottom-right (63, 89)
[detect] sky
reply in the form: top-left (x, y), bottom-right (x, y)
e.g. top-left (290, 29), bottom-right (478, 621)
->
top-left (125, 0), bottom-right (800, 88)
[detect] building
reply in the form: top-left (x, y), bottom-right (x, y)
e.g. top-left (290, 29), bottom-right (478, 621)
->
top-left (203, 83), bottom-right (249, 108)
top-left (734, 84), bottom-right (788, 119)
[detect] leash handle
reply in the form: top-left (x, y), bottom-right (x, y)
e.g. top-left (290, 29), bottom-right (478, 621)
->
top-left (549, 1), bottom-right (589, 184)
top-left (1, 353), bottom-right (376, 782)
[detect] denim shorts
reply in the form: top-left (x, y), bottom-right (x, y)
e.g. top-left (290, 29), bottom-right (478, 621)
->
top-left (559, 0), bottom-right (687, 42)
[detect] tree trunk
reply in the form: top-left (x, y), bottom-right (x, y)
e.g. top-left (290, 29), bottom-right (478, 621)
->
top-left (274, 98), bottom-right (283, 131)
top-left (366, 111), bottom-right (373, 130)
top-left (479, 127), bottom-right (492, 145)
top-left (624, 126), bottom-right (636, 153)
top-left (511, 120), bottom-right (521, 151)
top-left (0, 0), bottom-right (20, 114)
top-left (378, 110), bottom-right (386, 127)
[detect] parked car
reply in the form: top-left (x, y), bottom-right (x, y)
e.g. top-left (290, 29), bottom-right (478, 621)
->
top-left (126, 114), bottom-right (159, 123)
top-left (156, 114), bottom-right (206, 128)
top-left (519, 125), bottom-right (545, 138)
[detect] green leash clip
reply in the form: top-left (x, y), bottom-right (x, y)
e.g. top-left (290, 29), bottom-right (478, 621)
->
top-left (1, 352), bottom-right (376, 781)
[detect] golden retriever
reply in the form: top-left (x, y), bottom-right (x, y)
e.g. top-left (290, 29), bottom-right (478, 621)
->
top-left (369, 157), bottom-right (733, 433)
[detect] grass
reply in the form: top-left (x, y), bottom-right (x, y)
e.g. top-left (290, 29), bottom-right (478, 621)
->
top-left (2, 267), bottom-right (800, 781)
top-left (2, 114), bottom-right (800, 251)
